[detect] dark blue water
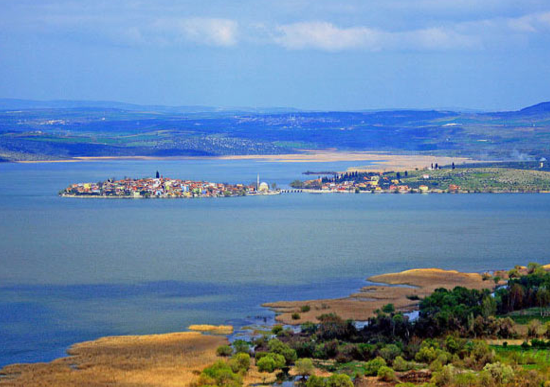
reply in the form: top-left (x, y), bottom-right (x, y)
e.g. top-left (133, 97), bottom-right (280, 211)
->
top-left (1, 159), bottom-right (550, 366)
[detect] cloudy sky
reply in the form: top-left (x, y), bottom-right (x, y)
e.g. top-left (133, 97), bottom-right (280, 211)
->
top-left (1, 0), bottom-right (549, 110)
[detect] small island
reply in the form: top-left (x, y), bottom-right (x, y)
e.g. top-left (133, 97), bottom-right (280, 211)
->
top-left (60, 173), bottom-right (279, 198)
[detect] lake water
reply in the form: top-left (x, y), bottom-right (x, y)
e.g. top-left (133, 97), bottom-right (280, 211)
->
top-left (1, 159), bottom-right (550, 366)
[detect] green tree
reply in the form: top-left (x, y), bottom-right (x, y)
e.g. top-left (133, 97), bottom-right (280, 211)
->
top-left (377, 366), bottom-right (396, 382)
top-left (198, 360), bottom-right (242, 387)
top-left (382, 303), bottom-right (395, 314)
top-left (257, 353), bottom-right (285, 373)
top-left (481, 296), bottom-right (497, 318)
top-left (364, 357), bottom-right (387, 376)
top-left (326, 374), bottom-right (353, 387)
top-left (295, 358), bottom-right (314, 379)
top-left (232, 340), bottom-right (251, 354)
top-left (229, 353), bottom-right (250, 373)
top-left (268, 338), bottom-right (298, 364)
top-left (216, 345), bottom-right (233, 357)
top-left (306, 375), bottom-right (326, 387)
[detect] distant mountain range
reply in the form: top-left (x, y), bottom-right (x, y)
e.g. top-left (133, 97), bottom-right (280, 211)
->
top-left (0, 99), bottom-right (549, 162)
top-left (0, 99), bottom-right (301, 115)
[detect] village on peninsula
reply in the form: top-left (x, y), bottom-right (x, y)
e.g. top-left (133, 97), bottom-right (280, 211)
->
top-left (60, 160), bottom-right (550, 198)
top-left (60, 172), bottom-right (281, 198)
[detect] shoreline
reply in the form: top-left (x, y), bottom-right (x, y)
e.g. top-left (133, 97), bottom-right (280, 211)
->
top-left (263, 267), bottom-right (509, 325)
top-left (0, 266), bottom-right (519, 378)
top-left (13, 150), bottom-right (479, 172)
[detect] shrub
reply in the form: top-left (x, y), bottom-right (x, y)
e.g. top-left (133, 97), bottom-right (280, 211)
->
top-left (216, 345), bottom-right (233, 357)
top-left (268, 338), bottom-right (298, 364)
top-left (453, 372), bottom-right (478, 387)
top-left (295, 358), bottom-right (314, 378)
top-left (229, 353), bottom-right (250, 373)
top-left (431, 364), bottom-right (454, 387)
top-left (364, 356), bottom-right (387, 376)
top-left (377, 366), bottom-right (396, 382)
top-left (257, 353), bottom-right (285, 373)
top-left (232, 340), bottom-right (251, 354)
top-left (292, 313), bottom-right (301, 320)
top-left (483, 362), bottom-right (514, 384)
top-left (528, 319), bottom-right (542, 338)
top-left (393, 356), bottom-right (409, 372)
top-left (198, 360), bottom-right (242, 387)
top-left (306, 375), bottom-right (327, 387)
top-left (271, 325), bottom-right (283, 335)
top-left (326, 374), bottom-right (354, 387)
top-left (379, 344), bottom-right (401, 362)
top-left (301, 305), bottom-right (311, 313)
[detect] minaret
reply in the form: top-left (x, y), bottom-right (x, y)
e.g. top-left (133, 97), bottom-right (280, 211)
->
top-left (257, 174), bottom-right (260, 190)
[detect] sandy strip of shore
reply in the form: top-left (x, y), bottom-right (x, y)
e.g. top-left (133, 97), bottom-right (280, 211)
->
top-left (264, 268), bottom-right (506, 325)
top-left (0, 332), bottom-right (226, 387)
top-left (15, 150), bottom-right (479, 171)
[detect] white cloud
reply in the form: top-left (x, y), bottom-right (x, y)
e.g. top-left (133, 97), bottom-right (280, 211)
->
top-left (274, 22), bottom-right (383, 51)
top-left (507, 11), bottom-right (550, 33)
top-left (139, 18), bottom-right (239, 47)
top-left (272, 21), bottom-right (480, 51)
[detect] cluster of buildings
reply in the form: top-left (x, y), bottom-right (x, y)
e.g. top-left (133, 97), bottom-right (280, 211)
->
top-left (61, 176), bottom-right (276, 198)
top-left (303, 174), bottom-right (451, 194)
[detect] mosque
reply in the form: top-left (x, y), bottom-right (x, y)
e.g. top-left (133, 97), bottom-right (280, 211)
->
top-left (257, 174), bottom-right (269, 193)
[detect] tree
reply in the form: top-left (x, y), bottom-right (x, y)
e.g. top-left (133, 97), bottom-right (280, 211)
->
top-left (306, 375), bottom-right (326, 387)
top-left (233, 340), bottom-right (251, 354)
top-left (271, 182), bottom-right (277, 190)
top-left (257, 353), bottom-right (285, 372)
top-left (295, 358), bottom-right (314, 379)
top-left (382, 303), bottom-right (395, 314)
top-left (155, 171), bottom-right (160, 179)
top-left (229, 353), bottom-right (250, 373)
top-left (452, 162), bottom-right (455, 170)
top-left (217, 345), bottom-right (233, 357)
top-left (481, 296), bottom-right (497, 318)
top-left (536, 288), bottom-right (550, 316)
top-left (267, 338), bottom-right (297, 364)
top-left (326, 374), bottom-right (353, 387)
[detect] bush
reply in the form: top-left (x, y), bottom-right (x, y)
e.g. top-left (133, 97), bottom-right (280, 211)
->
top-left (229, 353), bottom-right (250, 373)
top-left (301, 305), bottom-right (311, 313)
top-left (431, 364), bottom-right (454, 387)
top-left (198, 360), bottom-right (242, 387)
top-left (232, 340), bottom-right (251, 354)
top-left (257, 353), bottom-right (285, 373)
top-left (292, 313), bottom-right (301, 320)
top-left (268, 338), bottom-right (298, 364)
top-left (326, 374), bottom-right (354, 387)
top-left (528, 320), bottom-right (542, 338)
top-left (295, 358), bottom-right (314, 378)
top-left (216, 345), bottom-right (233, 357)
top-left (379, 344), bottom-right (401, 362)
top-left (271, 325), bottom-right (283, 335)
top-left (364, 356), bottom-right (387, 376)
top-left (483, 362), bottom-right (514, 384)
top-left (393, 356), bottom-right (409, 372)
top-left (306, 375), bottom-right (326, 387)
top-left (377, 366), bottom-right (396, 382)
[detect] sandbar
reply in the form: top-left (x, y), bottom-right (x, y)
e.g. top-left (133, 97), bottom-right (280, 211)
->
top-left (264, 268), bottom-right (504, 325)
top-left (16, 150), bottom-right (479, 172)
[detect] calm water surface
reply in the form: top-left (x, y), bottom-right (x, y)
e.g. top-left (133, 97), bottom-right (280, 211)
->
top-left (1, 159), bottom-right (550, 366)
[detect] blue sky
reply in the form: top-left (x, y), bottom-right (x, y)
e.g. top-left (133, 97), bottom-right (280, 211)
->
top-left (1, 0), bottom-right (549, 110)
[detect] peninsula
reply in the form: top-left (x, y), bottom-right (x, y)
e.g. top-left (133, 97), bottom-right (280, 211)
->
top-left (60, 175), bottom-right (279, 198)
top-left (291, 161), bottom-right (550, 194)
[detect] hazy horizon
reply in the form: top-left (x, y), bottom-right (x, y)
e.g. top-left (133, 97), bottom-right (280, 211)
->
top-left (0, 96), bottom-right (546, 113)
